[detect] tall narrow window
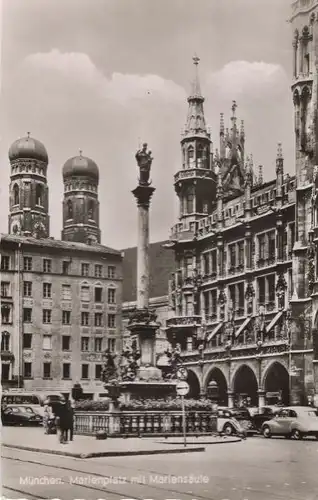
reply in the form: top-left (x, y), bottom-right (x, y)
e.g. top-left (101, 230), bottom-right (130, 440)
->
top-left (13, 184), bottom-right (19, 205)
top-left (1, 332), bottom-right (10, 351)
top-left (188, 146), bottom-right (194, 165)
top-left (88, 200), bottom-right (95, 220)
top-left (257, 277), bottom-right (266, 306)
top-left (67, 200), bottom-right (73, 219)
top-left (36, 184), bottom-right (43, 206)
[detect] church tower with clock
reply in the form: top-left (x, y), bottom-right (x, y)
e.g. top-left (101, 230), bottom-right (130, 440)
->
top-left (8, 133), bottom-right (50, 238)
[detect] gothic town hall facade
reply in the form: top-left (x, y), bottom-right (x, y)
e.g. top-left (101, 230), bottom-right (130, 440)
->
top-left (166, 1), bottom-right (318, 408)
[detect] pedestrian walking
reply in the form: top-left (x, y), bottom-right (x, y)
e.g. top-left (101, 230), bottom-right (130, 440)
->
top-left (65, 399), bottom-right (74, 442)
top-left (55, 401), bottom-right (67, 444)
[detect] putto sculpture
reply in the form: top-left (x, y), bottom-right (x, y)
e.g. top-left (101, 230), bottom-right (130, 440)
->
top-left (135, 143), bottom-right (153, 186)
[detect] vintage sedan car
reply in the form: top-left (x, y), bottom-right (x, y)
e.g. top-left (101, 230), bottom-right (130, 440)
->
top-left (261, 406), bottom-right (318, 439)
top-left (248, 406), bottom-right (280, 432)
top-left (216, 408), bottom-right (247, 436)
top-left (218, 407), bottom-right (254, 434)
top-left (1, 405), bottom-right (43, 426)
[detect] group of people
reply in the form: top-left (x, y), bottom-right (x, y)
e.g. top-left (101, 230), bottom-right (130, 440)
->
top-left (44, 399), bottom-right (74, 444)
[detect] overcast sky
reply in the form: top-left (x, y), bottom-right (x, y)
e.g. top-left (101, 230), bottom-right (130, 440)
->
top-left (0, 0), bottom-right (294, 249)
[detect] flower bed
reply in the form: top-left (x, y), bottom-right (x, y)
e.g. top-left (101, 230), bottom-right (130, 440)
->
top-left (75, 400), bottom-right (110, 411)
top-left (74, 398), bottom-right (213, 412)
top-left (120, 398), bottom-right (214, 411)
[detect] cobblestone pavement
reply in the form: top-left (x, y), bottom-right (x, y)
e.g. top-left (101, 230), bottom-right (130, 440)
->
top-left (2, 429), bottom-right (318, 499)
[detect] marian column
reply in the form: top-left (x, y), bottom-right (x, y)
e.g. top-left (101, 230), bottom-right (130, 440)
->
top-left (128, 144), bottom-right (161, 377)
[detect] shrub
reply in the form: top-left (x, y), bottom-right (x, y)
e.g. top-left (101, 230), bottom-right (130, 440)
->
top-left (74, 397), bottom-right (213, 412)
top-left (120, 398), bottom-right (213, 412)
top-left (75, 400), bottom-right (110, 411)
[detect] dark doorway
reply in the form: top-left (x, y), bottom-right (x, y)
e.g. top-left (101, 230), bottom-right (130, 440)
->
top-left (186, 370), bottom-right (201, 399)
top-left (233, 365), bottom-right (258, 407)
top-left (264, 362), bottom-right (289, 405)
top-left (205, 368), bottom-right (228, 405)
top-left (1, 364), bottom-right (10, 381)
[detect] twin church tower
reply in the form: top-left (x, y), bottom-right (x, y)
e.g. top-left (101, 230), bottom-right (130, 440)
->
top-left (8, 134), bottom-right (101, 244)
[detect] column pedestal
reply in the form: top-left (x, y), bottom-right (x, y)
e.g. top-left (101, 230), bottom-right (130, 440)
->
top-left (227, 391), bottom-right (234, 408)
top-left (258, 390), bottom-right (266, 407)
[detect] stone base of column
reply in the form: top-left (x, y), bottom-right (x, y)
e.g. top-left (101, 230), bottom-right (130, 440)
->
top-left (258, 390), bottom-right (266, 407)
top-left (227, 391), bottom-right (234, 408)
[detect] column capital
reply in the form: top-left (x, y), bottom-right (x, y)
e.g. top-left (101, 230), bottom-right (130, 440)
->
top-left (132, 185), bottom-right (156, 208)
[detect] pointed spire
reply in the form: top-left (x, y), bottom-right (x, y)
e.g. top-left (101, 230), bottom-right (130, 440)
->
top-left (216, 164), bottom-right (223, 200)
top-left (190, 54), bottom-right (203, 99)
top-left (27, 132), bottom-right (31, 140)
top-left (220, 113), bottom-right (225, 136)
top-left (183, 55), bottom-right (208, 137)
top-left (258, 165), bottom-right (263, 185)
top-left (276, 142), bottom-right (284, 175)
top-left (277, 142), bottom-right (283, 159)
top-left (240, 120), bottom-right (245, 139)
top-left (245, 154), bottom-right (253, 186)
top-left (231, 100), bottom-right (237, 123)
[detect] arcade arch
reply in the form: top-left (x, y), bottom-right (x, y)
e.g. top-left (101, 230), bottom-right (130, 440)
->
top-left (233, 364), bottom-right (258, 407)
top-left (205, 367), bottom-right (228, 405)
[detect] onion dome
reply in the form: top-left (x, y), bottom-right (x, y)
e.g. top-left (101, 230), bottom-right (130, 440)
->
top-left (62, 151), bottom-right (99, 180)
top-left (9, 133), bottom-right (48, 163)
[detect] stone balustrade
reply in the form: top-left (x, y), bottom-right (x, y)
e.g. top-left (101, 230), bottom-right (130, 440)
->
top-left (174, 169), bottom-right (214, 183)
top-left (166, 315), bottom-right (202, 328)
top-left (74, 410), bottom-right (217, 436)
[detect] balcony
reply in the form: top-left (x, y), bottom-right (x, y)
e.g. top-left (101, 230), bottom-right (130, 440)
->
top-left (166, 315), bottom-right (201, 329)
top-left (202, 272), bottom-right (217, 284)
top-left (174, 168), bottom-right (214, 184)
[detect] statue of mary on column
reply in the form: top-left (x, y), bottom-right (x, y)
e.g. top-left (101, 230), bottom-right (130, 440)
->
top-left (135, 143), bottom-right (153, 186)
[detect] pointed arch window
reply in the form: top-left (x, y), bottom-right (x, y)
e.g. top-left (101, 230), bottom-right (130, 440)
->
top-left (13, 184), bottom-right (19, 206)
top-left (1, 331), bottom-right (10, 352)
top-left (67, 200), bottom-right (73, 219)
top-left (187, 146), bottom-right (194, 168)
top-left (36, 184), bottom-right (44, 206)
top-left (186, 187), bottom-right (194, 214)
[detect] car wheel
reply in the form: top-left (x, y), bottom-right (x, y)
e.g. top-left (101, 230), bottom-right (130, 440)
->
top-left (223, 424), bottom-right (234, 436)
top-left (263, 425), bottom-right (272, 438)
top-left (291, 429), bottom-right (303, 440)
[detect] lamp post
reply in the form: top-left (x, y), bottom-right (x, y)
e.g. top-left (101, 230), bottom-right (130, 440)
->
top-left (198, 342), bottom-right (205, 398)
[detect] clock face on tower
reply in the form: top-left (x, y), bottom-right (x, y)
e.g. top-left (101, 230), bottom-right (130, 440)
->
top-left (11, 220), bottom-right (21, 235)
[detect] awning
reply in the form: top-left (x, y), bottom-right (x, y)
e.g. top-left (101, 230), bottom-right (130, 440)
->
top-left (266, 311), bottom-right (283, 334)
top-left (235, 317), bottom-right (251, 339)
top-left (207, 322), bottom-right (223, 342)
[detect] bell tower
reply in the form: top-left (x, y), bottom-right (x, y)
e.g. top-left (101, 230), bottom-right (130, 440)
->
top-left (290, 1), bottom-right (318, 405)
top-left (8, 133), bottom-right (49, 238)
top-left (61, 151), bottom-right (101, 244)
top-left (175, 56), bottom-right (216, 222)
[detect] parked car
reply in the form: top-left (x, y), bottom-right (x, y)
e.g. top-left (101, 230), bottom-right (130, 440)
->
top-left (261, 406), bottom-right (318, 439)
top-left (216, 408), bottom-right (247, 436)
top-left (248, 406), bottom-right (280, 432)
top-left (218, 407), bottom-right (254, 434)
top-left (1, 405), bottom-right (43, 426)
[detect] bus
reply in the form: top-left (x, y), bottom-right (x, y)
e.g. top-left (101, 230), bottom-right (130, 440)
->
top-left (1, 390), bottom-right (65, 417)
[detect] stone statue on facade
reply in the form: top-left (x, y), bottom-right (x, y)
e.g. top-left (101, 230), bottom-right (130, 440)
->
top-left (135, 143), bottom-right (153, 186)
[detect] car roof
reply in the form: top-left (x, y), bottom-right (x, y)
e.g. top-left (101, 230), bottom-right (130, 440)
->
top-left (282, 406), bottom-right (314, 411)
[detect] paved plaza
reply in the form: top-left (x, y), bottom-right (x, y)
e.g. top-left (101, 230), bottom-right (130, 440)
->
top-left (2, 427), bottom-right (318, 500)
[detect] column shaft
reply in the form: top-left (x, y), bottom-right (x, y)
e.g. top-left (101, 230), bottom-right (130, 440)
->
top-left (137, 204), bottom-right (149, 309)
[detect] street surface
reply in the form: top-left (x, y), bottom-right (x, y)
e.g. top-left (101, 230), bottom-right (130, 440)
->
top-left (2, 434), bottom-right (318, 500)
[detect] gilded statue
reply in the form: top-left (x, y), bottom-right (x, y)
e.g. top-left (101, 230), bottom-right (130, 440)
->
top-left (135, 143), bottom-right (153, 186)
